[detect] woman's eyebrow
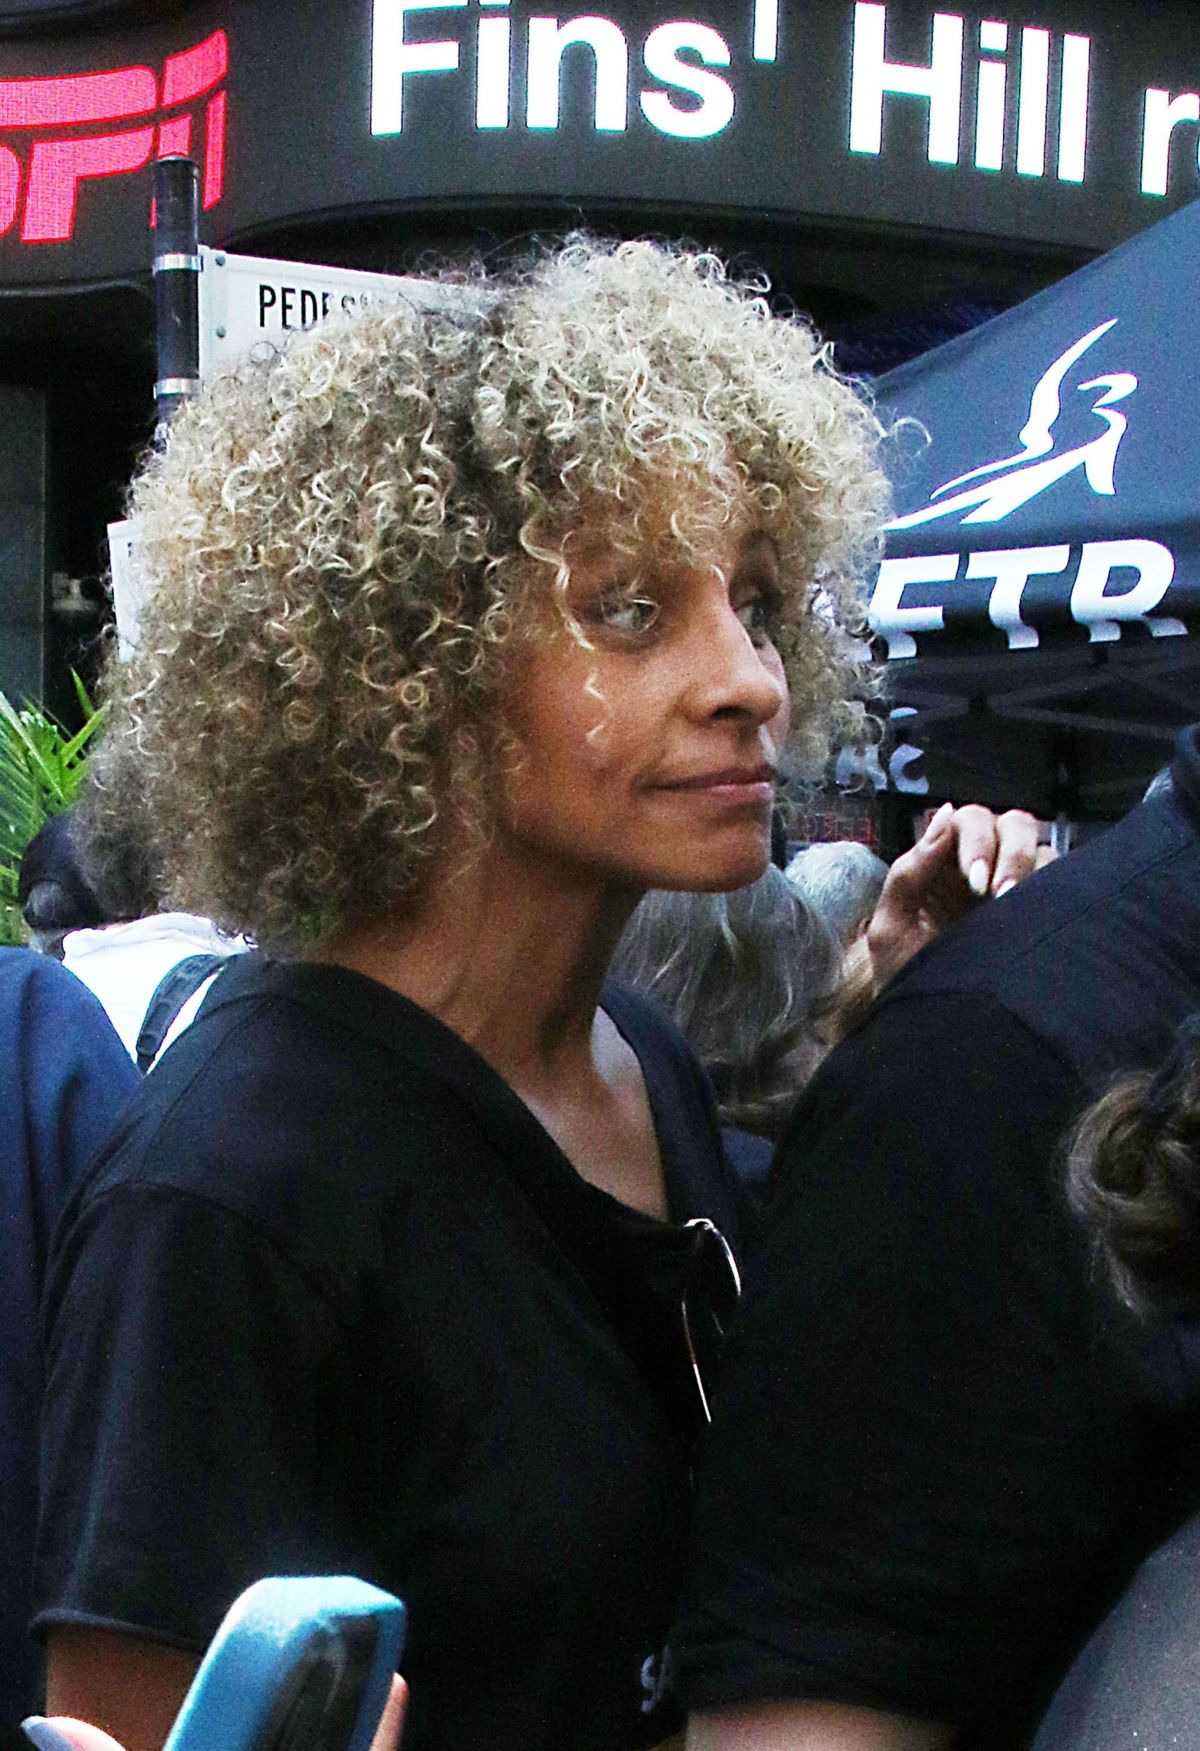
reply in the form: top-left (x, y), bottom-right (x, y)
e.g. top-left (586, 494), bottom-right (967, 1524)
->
top-left (734, 531), bottom-right (782, 580)
top-left (738, 530), bottom-right (781, 565)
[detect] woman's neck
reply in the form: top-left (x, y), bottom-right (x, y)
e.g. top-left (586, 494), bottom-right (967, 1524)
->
top-left (311, 836), bottom-right (643, 1091)
top-left (312, 833), bottom-right (669, 1220)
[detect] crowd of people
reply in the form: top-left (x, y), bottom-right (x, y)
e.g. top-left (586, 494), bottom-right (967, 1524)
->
top-left (4, 235), bottom-right (1200, 1751)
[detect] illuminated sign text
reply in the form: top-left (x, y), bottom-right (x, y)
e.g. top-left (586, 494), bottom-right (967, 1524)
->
top-left (371, 2), bottom-right (742, 140)
top-left (0, 29), bottom-right (227, 244)
top-left (370, 2), bottom-right (1200, 203)
top-left (2, 2), bottom-right (1200, 285)
top-left (849, 6), bottom-right (1090, 180)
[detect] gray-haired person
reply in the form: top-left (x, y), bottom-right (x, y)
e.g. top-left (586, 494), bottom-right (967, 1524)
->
top-left (784, 839), bottom-right (888, 948)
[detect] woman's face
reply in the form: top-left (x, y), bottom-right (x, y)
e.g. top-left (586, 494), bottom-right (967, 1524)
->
top-left (500, 504), bottom-right (790, 896)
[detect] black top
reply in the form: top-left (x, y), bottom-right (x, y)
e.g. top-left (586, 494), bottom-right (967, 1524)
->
top-left (35, 959), bottom-right (740, 1751)
top-left (674, 725), bottom-right (1200, 1748)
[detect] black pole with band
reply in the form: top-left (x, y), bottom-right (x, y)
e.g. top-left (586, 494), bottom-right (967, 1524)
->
top-left (153, 156), bottom-right (201, 437)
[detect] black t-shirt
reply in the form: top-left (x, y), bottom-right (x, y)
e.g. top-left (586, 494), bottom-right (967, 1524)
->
top-left (674, 725), bottom-right (1200, 1747)
top-left (35, 959), bottom-right (741, 1751)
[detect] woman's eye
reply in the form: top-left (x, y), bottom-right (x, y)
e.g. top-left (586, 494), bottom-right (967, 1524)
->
top-left (588, 588), bottom-right (660, 638)
top-left (736, 590), bottom-right (782, 646)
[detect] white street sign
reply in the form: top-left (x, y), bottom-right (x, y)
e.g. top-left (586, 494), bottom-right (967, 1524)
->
top-left (106, 518), bottom-right (143, 660)
top-left (116, 251), bottom-right (490, 655)
top-left (197, 246), bottom-right (486, 378)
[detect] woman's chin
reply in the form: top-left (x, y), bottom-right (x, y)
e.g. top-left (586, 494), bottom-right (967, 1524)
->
top-left (651, 843), bottom-right (772, 895)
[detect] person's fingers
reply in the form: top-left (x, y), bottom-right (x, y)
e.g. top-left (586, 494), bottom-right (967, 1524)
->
top-left (868, 800), bottom-right (1053, 991)
top-left (23, 1718), bottom-right (126, 1751)
top-left (948, 804), bottom-right (1042, 898)
top-left (893, 804), bottom-right (977, 924)
top-left (866, 805), bottom-right (955, 988)
top-left (368, 1675), bottom-right (408, 1751)
top-left (988, 809), bottom-right (1042, 897)
top-left (25, 1680), bottom-right (410, 1751)
top-left (1034, 843), bottom-right (1058, 871)
top-left (921, 800), bottom-right (956, 847)
top-left (869, 800), bottom-right (1049, 991)
top-left (941, 803), bottom-right (1001, 898)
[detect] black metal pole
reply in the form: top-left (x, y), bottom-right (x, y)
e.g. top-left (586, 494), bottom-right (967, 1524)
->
top-left (153, 156), bottom-right (200, 438)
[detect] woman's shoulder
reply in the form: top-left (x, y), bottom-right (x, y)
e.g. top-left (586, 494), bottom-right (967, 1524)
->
top-left (46, 957), bottom-right (510, 1343)
top-left (73, 957), bottom-right (473, 1244)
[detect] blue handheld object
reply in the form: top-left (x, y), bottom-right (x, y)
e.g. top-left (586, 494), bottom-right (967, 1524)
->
top-left (161, 1577), bottom-right (405, 1751)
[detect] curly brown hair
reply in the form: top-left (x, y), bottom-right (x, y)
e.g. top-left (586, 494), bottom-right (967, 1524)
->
top-left (96, 236), bottom-right (890, 949)
top-left (1066, 1016), bottom-right (1200, 1314)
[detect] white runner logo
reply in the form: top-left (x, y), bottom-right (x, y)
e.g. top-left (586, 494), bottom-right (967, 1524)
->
top-left (887, 319), bottom-right (1135, 529)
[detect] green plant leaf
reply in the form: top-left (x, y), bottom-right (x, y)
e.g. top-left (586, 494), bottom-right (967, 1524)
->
top-left (70, 668), bottom-right (95, 719)
top-left (60, 702), bottom-right (107, 767)
top-left (0, 682), bottom-right (108, 947)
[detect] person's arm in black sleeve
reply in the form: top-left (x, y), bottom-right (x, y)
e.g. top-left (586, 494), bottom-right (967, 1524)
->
top-left (35, 1179), bottom-right (350, 1751)
top-left (674, 992), bottom-right (1136, 1741)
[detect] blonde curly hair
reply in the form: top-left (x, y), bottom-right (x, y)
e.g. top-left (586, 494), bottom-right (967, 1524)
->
top-left (97, 236), bottom-right (890, 950)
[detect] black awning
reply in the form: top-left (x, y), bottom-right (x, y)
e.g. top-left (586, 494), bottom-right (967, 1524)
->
top-left (871, 198), bottom-right (1200, 665)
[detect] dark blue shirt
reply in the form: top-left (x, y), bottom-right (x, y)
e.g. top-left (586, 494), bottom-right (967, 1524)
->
top-left (0, 950), bottom-right (138, 1742)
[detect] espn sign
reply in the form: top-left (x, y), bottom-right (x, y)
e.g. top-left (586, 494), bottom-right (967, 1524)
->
top-left (0, 28), bottom-right (227, 244)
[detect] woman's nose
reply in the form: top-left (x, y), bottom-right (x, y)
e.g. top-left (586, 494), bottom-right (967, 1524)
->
top-left (691, 605), bottom-right (788, 727)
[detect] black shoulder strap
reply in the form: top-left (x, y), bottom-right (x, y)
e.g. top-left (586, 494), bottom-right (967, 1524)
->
top-left (135, 953), bottom-right (225, 1073)
top-left (601, 980), bottom-right (742, 1249)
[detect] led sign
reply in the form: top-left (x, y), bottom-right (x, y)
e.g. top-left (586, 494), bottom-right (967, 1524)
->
top-left (371, 5), bottom-right (741, 139)
top-left (1, 1), bottom-right (1199, 288)
top-left (0, 28), bottom-right (225, 244)
top-left (848, 9), bottom-right (1090, 180)
top-left (846, 6), bottom-right (1195, 196)
top-left (365, 2), bottom-right (1200, 197)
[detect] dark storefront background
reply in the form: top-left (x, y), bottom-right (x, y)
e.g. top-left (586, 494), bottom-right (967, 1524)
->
top-left (1, 0), bottom-right (1198, 803)
top-left (0, 384), bottom-right (44, 704)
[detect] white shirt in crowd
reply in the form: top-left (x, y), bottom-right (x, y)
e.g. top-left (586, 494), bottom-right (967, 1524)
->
top-left (61, 912), bottom-right (247, 1064)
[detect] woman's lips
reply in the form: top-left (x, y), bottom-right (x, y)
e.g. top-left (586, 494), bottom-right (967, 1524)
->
top-left (655, 766), bottom-right (776, 804)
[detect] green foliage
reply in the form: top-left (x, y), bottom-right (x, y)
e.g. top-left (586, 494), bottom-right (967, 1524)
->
top-left (0, 673), bottom-right (106, 946)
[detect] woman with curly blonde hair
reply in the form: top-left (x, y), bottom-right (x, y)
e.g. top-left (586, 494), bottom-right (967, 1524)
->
top-left (33, 237), bottom-right (1028, 1751)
